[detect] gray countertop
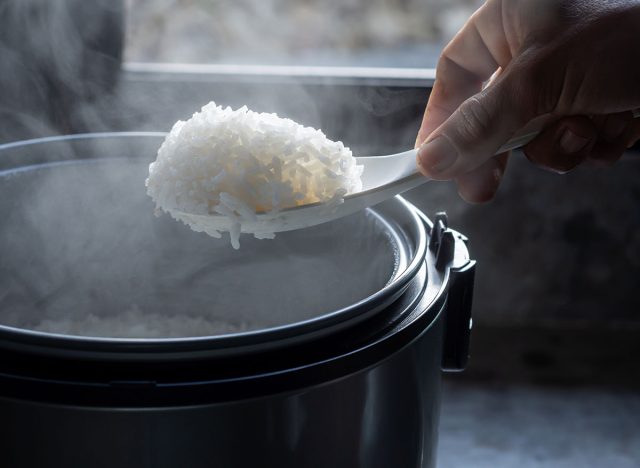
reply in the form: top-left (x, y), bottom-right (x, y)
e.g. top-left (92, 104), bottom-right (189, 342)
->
top-left (438, 380), bottom-right (640, 468)
top-left (437, 325), bottom-right (640, 467)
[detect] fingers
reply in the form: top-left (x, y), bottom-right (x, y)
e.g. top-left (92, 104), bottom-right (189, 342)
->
top-left (415, 0), bottom-right (513, 147)
top-left (452, 111), bottom-right (635, 204)
top-left (523, 116), bottom-right (596, 173)
top-left (589, 112), bottom-right (635, 166)
top-left (417, 67), bottom-right (535, 181)
top-left (523, 112), bottom-right (636, 173)
top-left (448, 111), bottom-right (635, 204)
top-left (455, 152), bottom-right (509, 203)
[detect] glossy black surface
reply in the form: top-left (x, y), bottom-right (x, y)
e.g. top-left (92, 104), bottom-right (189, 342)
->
top-left (0, 313), bottom-right (444, 468)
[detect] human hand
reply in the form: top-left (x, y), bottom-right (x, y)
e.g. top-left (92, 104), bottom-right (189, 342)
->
top-left (415, 0), bottom-right (640, 202)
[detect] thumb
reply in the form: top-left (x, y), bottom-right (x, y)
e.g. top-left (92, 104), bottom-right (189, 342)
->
top-left (417, 70), bottom-right (537, 180)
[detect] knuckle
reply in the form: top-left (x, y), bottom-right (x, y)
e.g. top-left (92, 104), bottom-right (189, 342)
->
top-left (513, 72), bottom-right (541, 112)
top-left (454, 96), bottom-right (494, 147)
top-left (507, 47), bottom-right (559, 117)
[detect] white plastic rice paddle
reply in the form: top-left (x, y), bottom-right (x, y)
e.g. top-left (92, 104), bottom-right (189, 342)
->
top-left (176, 109), bottom-right (640, 236)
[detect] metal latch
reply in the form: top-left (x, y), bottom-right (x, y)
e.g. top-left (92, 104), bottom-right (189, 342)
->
top-left (429, 212), bottom-right (456, 271)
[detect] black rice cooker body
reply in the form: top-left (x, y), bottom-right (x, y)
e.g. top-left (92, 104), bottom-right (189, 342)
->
top-left (0, 134), bottom-right (474, 468)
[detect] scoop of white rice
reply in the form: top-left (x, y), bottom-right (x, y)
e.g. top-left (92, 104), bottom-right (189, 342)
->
top-left (146, 101), bottom-right (363, 248)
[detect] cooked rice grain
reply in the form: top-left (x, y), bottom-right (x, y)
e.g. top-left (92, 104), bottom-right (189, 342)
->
top-left (146, 102), bottom-right (363, 248)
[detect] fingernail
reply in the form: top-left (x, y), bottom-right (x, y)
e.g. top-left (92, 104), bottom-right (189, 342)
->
top-left (417, 137), bottom-right (457, 174)
top-left (603, 116), bottom-right (627, 142)
top-left (559, 128), bottom-right (590, 154)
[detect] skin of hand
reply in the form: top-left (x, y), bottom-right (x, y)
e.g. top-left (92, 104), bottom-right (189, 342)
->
top-left (415, 0), bottom-right (640, 203)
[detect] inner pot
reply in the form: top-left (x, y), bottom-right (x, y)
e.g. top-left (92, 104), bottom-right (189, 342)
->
top-left (0, 133), bottom-right (426, 351)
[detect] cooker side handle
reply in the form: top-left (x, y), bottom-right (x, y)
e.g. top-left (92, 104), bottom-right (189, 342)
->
top-left (441, 252), bottom-right (475, 372)
top-left (426, 212), bottom-right (475, 372)
top-left (418, 210), bottom-right (476, 371)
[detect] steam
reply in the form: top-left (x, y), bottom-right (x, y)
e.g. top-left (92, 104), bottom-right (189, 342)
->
top-left (0, 0), bottom-right (123, 142)
top-left (0, 0), bottom-right (461, 338)
top-left (0, 0), bottom-right (482, 143)
top-left (0, 154), bottom-right (398, 338)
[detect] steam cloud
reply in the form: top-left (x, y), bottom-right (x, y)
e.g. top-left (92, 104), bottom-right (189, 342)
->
top-left (0, 0), bottom-right (123, 143)
top-left (0, 0), bottom-right (439, 338)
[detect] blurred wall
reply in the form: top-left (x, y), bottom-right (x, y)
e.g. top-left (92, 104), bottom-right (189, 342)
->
top-left (125, 0), bottom-right (483, 64)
